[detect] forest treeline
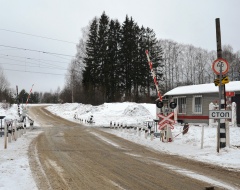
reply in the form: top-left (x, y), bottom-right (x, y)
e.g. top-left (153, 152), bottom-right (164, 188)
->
top-left (0, 12), bottom-right (240, 105)
top-left (60, 12), bottom-right (240, 105)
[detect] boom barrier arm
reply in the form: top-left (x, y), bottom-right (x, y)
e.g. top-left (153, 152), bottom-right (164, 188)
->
top-left (145, 50), bottom-right (163, 101)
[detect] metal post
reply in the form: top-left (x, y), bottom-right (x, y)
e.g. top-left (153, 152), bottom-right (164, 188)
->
top-left (216, 18), bottom-right (226, 152)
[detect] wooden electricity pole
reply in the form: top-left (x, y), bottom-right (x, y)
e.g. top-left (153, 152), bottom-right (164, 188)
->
top-left (215, 18), bottom-right (226, 152)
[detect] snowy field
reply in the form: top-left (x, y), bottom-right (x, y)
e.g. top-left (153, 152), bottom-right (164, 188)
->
top-left (0, 103), bottom-right (240, 189)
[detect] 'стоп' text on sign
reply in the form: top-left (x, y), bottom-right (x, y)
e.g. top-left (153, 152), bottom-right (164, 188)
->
top-left (209, 110), bottom-right (232, 119)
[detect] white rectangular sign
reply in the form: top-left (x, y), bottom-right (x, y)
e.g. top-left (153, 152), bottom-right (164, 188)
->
top-left (209, 110), bottom-right (232, 119)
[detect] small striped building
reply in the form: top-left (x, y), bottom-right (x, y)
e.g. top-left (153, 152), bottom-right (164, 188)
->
top-left (163, 81), bottom-right (240, 126)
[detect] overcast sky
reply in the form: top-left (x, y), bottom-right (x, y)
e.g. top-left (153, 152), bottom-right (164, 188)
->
top-left (0, 0), bottom-right (239, 93)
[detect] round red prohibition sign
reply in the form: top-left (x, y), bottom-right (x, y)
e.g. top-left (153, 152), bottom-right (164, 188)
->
top-left (212, 58), bottom-right (229, 75)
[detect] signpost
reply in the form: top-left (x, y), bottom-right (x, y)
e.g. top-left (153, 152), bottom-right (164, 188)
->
top-left (214, 18), bottom-right (227, 152)
top-left (212, 58), bottom-right (229, 75)
top-left (226, 91), bottom-right (235, 97)
top-left (157, 112), bottom-right (175, 130)
top-left (209, 110), bottom-right (232, 119)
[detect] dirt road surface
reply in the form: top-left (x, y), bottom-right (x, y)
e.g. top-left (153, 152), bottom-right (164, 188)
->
top-left (28, 106), bottom-right (240, 190)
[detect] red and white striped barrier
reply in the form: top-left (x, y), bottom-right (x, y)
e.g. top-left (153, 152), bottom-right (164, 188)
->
top-left (145, 50), bottom-right (162, 101)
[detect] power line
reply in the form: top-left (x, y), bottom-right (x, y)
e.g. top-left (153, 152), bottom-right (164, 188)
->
top-left (0, 55), bottom-right (67, 69)
top-left (3, 68), bottom-right (68, 76)
top-left (0, 28), bottom-right (77, 44)
top-left (0, 53), bottom-right (70, 64)
top-left (0, 44), bottom-right (75, 57)
top-left (0, 61), bottom-right (68, 71)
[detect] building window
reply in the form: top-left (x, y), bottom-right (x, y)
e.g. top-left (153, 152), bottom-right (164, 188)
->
top-left (193, 95), bottom-right (202, 114)
top-left (178, 97), bottom-right (186, 114)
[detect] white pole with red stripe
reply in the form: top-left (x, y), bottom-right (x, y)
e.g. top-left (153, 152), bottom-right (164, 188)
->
top-left (26, 84), bottom-right (34, 105)
top-left (145, 50), bottom-right (162, 101)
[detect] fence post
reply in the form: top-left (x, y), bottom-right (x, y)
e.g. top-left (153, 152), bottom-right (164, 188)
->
top-left (8, 123), bottom-right (12, 143)
top-left (209, 102), bottom-right (215, 127)
top-left (13, 120), bottom-right (17, 141)
top-left (150, 124), bottom-right (154, 141)
top-left (174, 107), bottom-right (178, 123)
top-left (144, 126), bottom-right (148, 139)
top-left (201, 125), bottom-right (204, 149)
top-left (138, 126), bottom-right (141, 136)
top-left (4, 122), bottom-right (7, 149)
top-left (226, 121), bottom-right (230, 147)
top-left (24, 119), bottom-right (26, 134)
top-left (231, 102), bottom-right (237, 127)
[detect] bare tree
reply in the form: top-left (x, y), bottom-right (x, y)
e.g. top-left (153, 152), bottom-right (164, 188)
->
top-left (62, 24), bottom-right (90, 103)
top-left (0, 67), bottom-right (10, 101)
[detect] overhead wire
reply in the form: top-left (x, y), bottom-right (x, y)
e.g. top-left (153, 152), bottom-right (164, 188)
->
top-left (0, 53), bottom-right (69, 64)
top-left (0, 61), bottom-right (68, 71)
top-left (0, 28), bottom-right (77, 44)
top-left (0, 28), bottom-right (84, 77)
top-left (3, 68), bottom-right (68, 76)
top-left (0, 44), bottom-right (75, 57)
top-left (0, 53), bottom-right (79, 71)
top-left (0, 55), bottom-right (68, 69)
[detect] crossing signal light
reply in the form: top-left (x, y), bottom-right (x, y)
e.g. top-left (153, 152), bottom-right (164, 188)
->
top-left (156, 100), bottom-right (163, 108)
top-left (156, 100), bottom-right (177, 109)
top-left (169, 102), bottom-right (177, 109)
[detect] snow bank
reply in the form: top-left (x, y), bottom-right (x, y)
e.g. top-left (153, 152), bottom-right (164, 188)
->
top-left (46, 102), bottom-right (156, 126)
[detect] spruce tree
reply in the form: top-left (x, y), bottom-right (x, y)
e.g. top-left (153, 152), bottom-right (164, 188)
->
top-left (83, 17), bottom-right (99, 103)
top-left (135, 26), bottom-right (149, 101)
top-left (97, 12), bottom-right (110, 102)
top-left (120, 16), bottom-right (139, 101)
top-left (107, 19), bottom-right (122, 102)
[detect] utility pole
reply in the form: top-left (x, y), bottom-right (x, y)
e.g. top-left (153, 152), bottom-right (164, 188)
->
top-left (215, 18), bottom-right (226, 152)
top-left (16, 85), bottom-right (20, 116)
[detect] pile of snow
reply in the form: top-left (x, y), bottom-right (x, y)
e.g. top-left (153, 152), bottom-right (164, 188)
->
top-left (0, 104), bottom-right (19, 120)
top-left (47, 102), bottom-right (156, 126)
top-left (123, 104), bottom-right (152, 117)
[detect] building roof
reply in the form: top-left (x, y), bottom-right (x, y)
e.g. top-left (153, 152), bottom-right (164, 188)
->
top-left (164, 81), bottom-right (240, 96)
